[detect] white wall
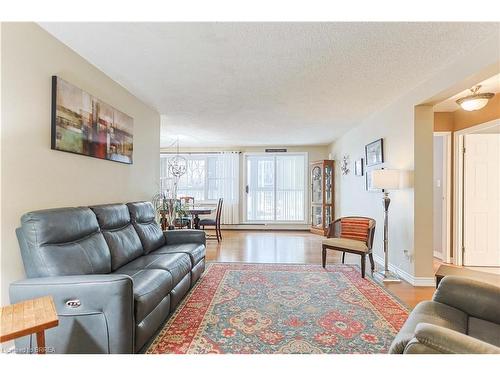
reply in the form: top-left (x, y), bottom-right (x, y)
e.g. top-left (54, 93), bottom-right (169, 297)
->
top-left (433, 136), bottom-right (444, 258)
top-left (0, 23), bottom-right (161, 305)
top-left (329, 34), bottom-right (499, 284)
top-left (329, 112), bottom-right (415, 277)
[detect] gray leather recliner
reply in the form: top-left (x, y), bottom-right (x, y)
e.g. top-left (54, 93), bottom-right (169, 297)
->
top-left (390, 276), bottom-right (500, 354)
top-left (10, 201), bottom-right (206, 354)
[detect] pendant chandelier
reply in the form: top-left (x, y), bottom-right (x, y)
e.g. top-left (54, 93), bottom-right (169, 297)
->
top-left (167, 138), bottom-right (187, 178)
top-left (456, 85), bottom-right (494, 111)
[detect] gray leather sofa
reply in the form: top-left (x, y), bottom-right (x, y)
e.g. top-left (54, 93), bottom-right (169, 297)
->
top-left (10, 201), bottom-right (206, 354)
top-left (390, 276), bottom-right (500, 354)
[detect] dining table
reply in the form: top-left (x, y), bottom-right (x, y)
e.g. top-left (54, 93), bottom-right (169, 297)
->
top-left (184, 207), bottom-right (215, 229)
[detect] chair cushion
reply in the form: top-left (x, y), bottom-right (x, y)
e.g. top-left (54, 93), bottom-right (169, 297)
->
top-left (199, 218), bottom-right (216, 226)
top-left (152, 243), bottom-right (205, 266)
top-left (127, 202), bottom-right (165, 254)
top-left (90, 204), bottom-right (144, 270)
top-left (340, 218), bottom-right (370, 242)
top-left (389, 300), bottom-right (468, 353)
top-left (322, 237), bottom-right (368, 252)
top-left (113, 268), bottom-right (172, 323)
top-left (117, 253), bottom-right (191, 285)
top-left (468, 317), bottom-right (500, 347)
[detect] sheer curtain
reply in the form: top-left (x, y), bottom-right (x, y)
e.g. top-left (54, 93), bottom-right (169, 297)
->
top-left (220, 151), bottom-right (240, 224)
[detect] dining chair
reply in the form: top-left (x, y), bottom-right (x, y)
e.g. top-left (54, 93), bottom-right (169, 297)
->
top-left (199, 198), bottom-right (223, 242)
top-left (321, 216), bottom-right (376, 278)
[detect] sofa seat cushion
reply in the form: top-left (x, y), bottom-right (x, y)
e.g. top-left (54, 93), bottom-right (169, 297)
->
top-left (322, 237), bottom-right (368, 252)
top-left (114, 268), bottom-right (173, 323)
top-left (117, 253), bottom-right (191, 285)
top-left (468, 317), bottom-right (500, 347)
top-left (152, 243), bottom-right (205, 266)
top-left (389, 300), bottom-right (468, 353)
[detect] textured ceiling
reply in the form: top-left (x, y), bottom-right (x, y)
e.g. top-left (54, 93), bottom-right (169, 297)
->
top-left (39, 22), bottom-right (499, 147)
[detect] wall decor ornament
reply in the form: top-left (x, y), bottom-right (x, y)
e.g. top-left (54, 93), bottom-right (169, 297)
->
top-left (365, 138), bottom-right (384, 167)
top-left (354, 158), bottom-right (364, 176)
top-left (51, 76), bottom-right (134, 164)
top-left (341, 155), bottom-right (350, 175)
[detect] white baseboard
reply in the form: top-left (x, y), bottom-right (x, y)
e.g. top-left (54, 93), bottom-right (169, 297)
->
top-left (372, 254), bottom-right (435, 287)
top-left (221, 224), bottom-right (310, 231)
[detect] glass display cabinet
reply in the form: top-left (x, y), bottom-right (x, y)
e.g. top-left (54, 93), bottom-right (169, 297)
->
top-left (310, 160), bottom-right (334, 236)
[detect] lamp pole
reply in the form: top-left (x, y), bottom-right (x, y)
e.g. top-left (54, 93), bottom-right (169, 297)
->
top-left (374, 190), bottom-right (401, 283)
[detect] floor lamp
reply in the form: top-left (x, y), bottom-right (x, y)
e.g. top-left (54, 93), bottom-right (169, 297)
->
top-left (371, 169), bottom-right (402, 283)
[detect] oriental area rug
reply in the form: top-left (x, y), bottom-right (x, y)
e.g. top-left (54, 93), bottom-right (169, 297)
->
top-left (146, 263), bottom-right (409, 354)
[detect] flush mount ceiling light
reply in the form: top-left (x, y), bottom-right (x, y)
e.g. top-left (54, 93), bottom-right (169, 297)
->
top-left (456, 85), bottom-right (494, 111)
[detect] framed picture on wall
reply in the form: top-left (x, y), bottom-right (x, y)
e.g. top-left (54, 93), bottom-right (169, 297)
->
top-left (354, 158), bottom-right (364, 176)
top-left (365, 138), bottom-right (384, 167)
top-left (365, 168), bottom-right (383, 192)
top-left (51, 76), bottom-right (134, 164)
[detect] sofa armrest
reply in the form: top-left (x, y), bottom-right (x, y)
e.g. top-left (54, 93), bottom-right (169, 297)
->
top-left (433, 276), bottom-right (500, 324)
top-left (164, 229), bottom-right (206, 246)
top-left (409, 323), bottom-right (500, 354)
top-left (10, 274), bottom-right (134, 353)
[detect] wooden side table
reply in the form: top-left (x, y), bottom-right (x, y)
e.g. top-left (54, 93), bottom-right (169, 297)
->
top-left (0, 296), bottom-right (59, 354)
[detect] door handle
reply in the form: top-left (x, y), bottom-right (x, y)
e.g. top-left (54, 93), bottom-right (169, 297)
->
top-left (245, 185), bottom-right (249, 194)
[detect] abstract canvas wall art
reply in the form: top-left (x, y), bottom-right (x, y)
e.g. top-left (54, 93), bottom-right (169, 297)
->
top-left (51, 76), bottom-right (133, 164)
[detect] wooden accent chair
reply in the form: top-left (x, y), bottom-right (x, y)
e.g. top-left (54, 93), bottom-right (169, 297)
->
top-left (199, 198), bottom-right (223, 242)
top-left (321, 216), bottom-right (376, 278)
top-left (175, 196), bottom-right (195, 228)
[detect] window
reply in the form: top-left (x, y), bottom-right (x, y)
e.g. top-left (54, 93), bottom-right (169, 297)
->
top-left (160, 153), bottom-right (237, 203)
top-left (245, 153), bottom-right (306, 222)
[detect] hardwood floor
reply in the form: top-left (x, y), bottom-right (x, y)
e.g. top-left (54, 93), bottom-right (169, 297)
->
top-left (204, 229), bottom-right (436, 308)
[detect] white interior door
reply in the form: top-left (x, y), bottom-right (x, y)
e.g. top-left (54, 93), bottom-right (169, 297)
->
top-left (463, 134), bottom-right (500, 266)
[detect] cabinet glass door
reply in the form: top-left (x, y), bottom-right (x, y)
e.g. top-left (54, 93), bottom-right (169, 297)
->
top-left (324, 206), bottom-right (332, 229)
top-left (325, 164), bottom-right (332, 204)
top-left (311, 165), bottom-right (322, 204)
top-left (311, 205), bottom-right (323, 228)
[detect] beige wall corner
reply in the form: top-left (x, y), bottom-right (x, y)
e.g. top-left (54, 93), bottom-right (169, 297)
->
top-left (434, 94), bottom-right (500, 133)
top-left (414, 105), bottom-right (435, 278)
top-left (0, 23), bottom-right (161, 306)
top-left (453, 93), bottom-right (500, 131)
top-left (434, 112), bottom-right (454, 132)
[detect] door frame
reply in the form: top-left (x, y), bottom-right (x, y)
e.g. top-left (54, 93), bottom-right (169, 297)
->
top-left (453, 119), bottom-right (500, 266)
top-left (433, 132), bottom-right (452, 263)
top-left (242, 152), bottom-right (308, 224)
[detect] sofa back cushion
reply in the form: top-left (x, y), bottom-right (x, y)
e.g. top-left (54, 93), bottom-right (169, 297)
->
top-left (18, 207), bottom-right (111, 277)
top-left (127, 202), bottom-right (165, 254)
top-left (90, 204), bottom-right (144, 270)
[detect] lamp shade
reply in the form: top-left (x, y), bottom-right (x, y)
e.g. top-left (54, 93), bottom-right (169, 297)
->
top-left (372, 169), bottom-right (401, 190)
top-left (458, 97), bottom-right (490, 111)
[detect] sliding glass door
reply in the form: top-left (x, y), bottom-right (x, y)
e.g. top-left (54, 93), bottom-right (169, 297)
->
top-left (245, 153), bottom-right (306, 222)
